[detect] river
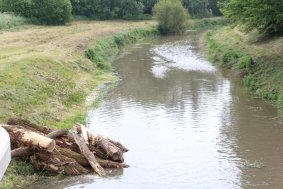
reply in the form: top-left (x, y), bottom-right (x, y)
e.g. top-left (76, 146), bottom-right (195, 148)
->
top-left (32, 31), bottom-right (283, 189)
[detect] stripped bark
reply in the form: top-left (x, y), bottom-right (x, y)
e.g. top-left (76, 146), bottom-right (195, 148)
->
top-left (70, 132), bottom-right (105, 176)
top-left (2, 125), bottom-right (56, 152)
top-left (74, 124), bottom-right (124, 162)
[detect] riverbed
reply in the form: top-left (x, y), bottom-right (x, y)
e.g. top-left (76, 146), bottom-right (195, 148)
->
top-left (32, 32), bottom-right (283, 189)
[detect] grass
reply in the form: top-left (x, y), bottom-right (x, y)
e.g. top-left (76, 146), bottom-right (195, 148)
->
top-left (0, 160), bottom-right (38, 189)
top-left (0, 13), bottom-right (31, 31)
top-left (0, 19), bottom-right (156, 188)
top-left (187, 17), bottom-right (230, 30)
top-left (205, 27), bottom-right (283, 113)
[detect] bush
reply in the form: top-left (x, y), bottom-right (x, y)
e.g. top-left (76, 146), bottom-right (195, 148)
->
top-left (32, 0), bottom-right (72, 24)
top-left (0, 12), bottom-right (29, 30)
top-left (237, 55), bottom-right (254, 72)
top-left (1, 0), bottom-right (72, 25)
top-left (154, 0), bottom-right (188, 34)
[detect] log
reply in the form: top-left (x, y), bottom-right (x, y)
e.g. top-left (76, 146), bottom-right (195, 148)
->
top-left (79, 124), bottom-right (89, 144)
top-left (74, 124), bottom-right (124, 162)
top-left (58, 147), bottom-right (129, 168)
top-left (108, 139), bottom-right (129, 152)
top-left (30, 150), bottom-right (88, 175)
top-left (70, 132), bottom-right (105, 176)
top-left (7, 118), bottom-right (53, 134)
top-left (2, 125), bottom-right (56, 152)
top-left (12, 147), bottom-right (31, 157)
top-left (47, 129), bottom-right (68, 139)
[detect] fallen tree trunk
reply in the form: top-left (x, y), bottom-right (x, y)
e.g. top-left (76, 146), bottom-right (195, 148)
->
top-left (70, 132), bottom-right (105, 176)
top-left (7, 118), bottom-right (53, 134)
top-left (12, 147), bottom-right (31, 158)
top-left (2, 125), bottom-right (56, 152)
top-left (74, 124), bottom-right (124, 162)
top-left (30, 150), bottom-right (88, 175)
top-left (58, 147), bottom-right (129, 168)
top-left (47, 129), bottom-right (68, 139)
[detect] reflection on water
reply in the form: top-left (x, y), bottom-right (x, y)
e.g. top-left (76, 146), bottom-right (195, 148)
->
top-left (31, 32), bottom-right (283, 189)
top-left (151, 40), bottom-right (215, 78)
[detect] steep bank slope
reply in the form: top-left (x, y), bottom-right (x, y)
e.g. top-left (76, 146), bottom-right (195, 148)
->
top-left (205, 27), bottom-right (283, 113)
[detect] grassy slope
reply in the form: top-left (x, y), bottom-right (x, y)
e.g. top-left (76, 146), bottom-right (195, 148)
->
top-left (205, 27), bottom-right (283, 112)
top-left (0, 20), bottom-right (156, 129)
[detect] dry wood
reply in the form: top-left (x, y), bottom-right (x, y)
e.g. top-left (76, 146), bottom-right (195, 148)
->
top-left (47, 129), bottom-right (68, 139)
top-left (70, 132), bottom-right (105, 176)
top-left (58, 147), bottom-right (128, 168)
top-left (7, 118), bottom-right (53, 134)
top-left (2, 125), bottom-right (56, 152)
top-left (30, 150), bottom-right (88, 175)
top-left (11, 147), bottom-right (31, 157)
top-left (74, 124), bottom-right (124, 162)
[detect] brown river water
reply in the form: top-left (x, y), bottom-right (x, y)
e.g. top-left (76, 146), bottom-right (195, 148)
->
top-left (31, 32), bottom-right (283, 189)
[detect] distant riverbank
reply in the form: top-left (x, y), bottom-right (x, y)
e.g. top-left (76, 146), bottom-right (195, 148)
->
top-left (205, 27), bottom-right (283, 114)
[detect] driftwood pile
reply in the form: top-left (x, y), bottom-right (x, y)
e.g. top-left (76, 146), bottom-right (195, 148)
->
top-left (0, 119), bottom-right (128, 176)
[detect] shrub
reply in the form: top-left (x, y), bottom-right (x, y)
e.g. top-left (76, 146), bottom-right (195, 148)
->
top-left (237, 55), bottom-right (254, 73)
top-left (1, 0), bottom-right (72, 25)
top-left (0, 12), bottom-right (29, 30)
top-left (31, 0), bottom-right (72, 24)
top-left (154, 0), bottom-right (188, 34)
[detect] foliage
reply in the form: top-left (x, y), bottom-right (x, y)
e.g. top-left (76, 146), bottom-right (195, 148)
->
top-left (183, 0), bottom-right (221, 18)
top-left (0, 0), bottom-right (72, 24)
top-left (154, 0), bottom-right (188, 34)
top-left (205, 28), bottom-right (283, 112)
top-left (31, 0), bottom-right (72, 24)
top-left (70, 0), bottom-right (146, 20)
top-left (219, 0), bottom-right (283, 35)
top-left (0, 12), bottom-right (29, 30)
top-left (87, 28), bottom-right (158, 70)
top-left (139, 0), bottom-right (158, 14)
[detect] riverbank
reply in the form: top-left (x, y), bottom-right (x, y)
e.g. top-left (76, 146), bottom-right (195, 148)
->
top-left (0, 20), bottom-right (157, 188)
top-left (205, 27), bottom-right (283, 113)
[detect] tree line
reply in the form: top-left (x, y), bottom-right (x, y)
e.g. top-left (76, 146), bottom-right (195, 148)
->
top-left (219, 0), bottom-right (283, 35)
top-left (0, 0), bottom-right (221, 24)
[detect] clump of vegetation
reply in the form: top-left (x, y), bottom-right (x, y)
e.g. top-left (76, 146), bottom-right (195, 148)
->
top-left (0, 0), bottom-right (72, 24)
top-left (0, 12), bottom-right (29, 30)
top-left (219, 0), bottom-right (283, 35)
top-left (153, 0), bottom-right (188, 34)
top-left (0, 160), bottom-right (37, 189)
top-left (278, 94), bottom-right (283, 112)
top-left (87, 28), bottom-right (158, 70)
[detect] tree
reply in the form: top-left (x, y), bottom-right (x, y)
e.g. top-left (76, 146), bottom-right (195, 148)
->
top-left (1, 0), bottom-right (72, 24)
top-left (219, 0), bottom-right (283, 35)
top-left (154, 0), bottom-right (188, 34)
